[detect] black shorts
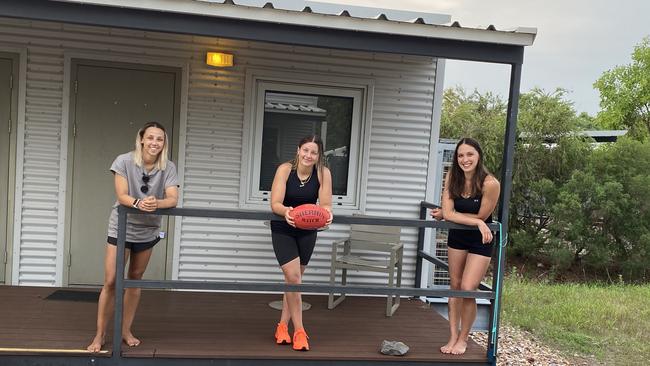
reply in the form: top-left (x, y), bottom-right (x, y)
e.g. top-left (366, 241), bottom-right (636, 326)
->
top-left (447, 227), bottom-right (495, 258)
top-left (107, 236), bottom-right (160, 253)
top-left (271, 231), bottom-right (317, 266)
top-left (447, 238), bottom-right (493, 257)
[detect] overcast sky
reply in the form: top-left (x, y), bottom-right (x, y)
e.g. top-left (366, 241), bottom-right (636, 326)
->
top-left (318, 0), bottom-right (650, 116)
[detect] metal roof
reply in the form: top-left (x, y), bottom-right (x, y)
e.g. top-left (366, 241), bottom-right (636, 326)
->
top-left (206, 0), bottom-right (452, 25)
top-left (519, 130), bottom-right (628, 143)
top-left (264, 92), bottom-right (328, 115)
top-left (265, 102), bottom-right (327, 114)
top-left (53, 0), bottom-right (537, 46)
top-left (582, 130), bottom-right (628, 138)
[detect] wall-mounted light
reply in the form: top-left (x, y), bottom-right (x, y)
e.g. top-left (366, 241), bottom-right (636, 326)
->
top-left (206, 52), bottom-right (234, 67)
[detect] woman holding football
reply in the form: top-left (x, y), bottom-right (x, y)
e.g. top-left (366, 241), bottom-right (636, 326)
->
top-left (269, 135), bottom-right (333, 351)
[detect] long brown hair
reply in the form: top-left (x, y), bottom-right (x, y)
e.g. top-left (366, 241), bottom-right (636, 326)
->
top-left (448, 137), bottom-right (490, 199)
top-left (133, 121), bottom-right (169, 171)
top-left (290, 135), bottom-right (326, 176)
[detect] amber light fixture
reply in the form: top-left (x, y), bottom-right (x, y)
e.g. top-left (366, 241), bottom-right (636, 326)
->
top-left (206, 52), bottom-right (234, 67)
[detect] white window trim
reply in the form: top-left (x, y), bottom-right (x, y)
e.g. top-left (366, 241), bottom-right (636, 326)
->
top-left (240, 68), bottom-right (374, 213)
top-left (251, 81), bottom-right (363, 204)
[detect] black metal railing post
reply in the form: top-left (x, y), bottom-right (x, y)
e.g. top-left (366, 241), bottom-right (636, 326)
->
top-left (112, 205), bottom-right (128, 362)
top-left (414, 202), bottom-right (429, 289)
top-left (486, 61), bottom-right (522, 364)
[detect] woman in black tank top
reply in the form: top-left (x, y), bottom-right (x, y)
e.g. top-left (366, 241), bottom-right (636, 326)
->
top-left (269, 135), bottom-right (333, 351)
top-left (430, 138), bottom-right (500, 356)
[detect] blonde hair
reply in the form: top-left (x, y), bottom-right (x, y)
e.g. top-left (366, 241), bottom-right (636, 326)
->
top-left (133, 121), bottom-right (169, 170)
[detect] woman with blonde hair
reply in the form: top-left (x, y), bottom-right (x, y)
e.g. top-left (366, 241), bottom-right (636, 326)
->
top-left (87, 122), bottom-right (178, 352)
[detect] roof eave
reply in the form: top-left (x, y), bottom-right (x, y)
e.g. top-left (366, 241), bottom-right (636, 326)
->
top-left (54, 0), bottom-right (537, 46)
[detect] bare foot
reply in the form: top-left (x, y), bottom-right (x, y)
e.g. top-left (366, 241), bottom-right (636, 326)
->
top-left (122, 332), bottom-right (141, 347)
top-left (86, 334), bottom-right (105, 353)
top-left (440, 336), bottom-right (457, 354)
top-left (450, 339), bottom-right (467, 355)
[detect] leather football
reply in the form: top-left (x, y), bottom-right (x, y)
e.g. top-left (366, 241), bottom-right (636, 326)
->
top-left (291, 204), bottom-right (330, 230)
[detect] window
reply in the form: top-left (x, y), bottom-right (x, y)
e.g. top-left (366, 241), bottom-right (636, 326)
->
top-left (241, 70), bottom-right (371, 210)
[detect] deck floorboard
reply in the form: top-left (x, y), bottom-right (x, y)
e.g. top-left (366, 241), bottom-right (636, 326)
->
top-left (0, 286), bottom-right (487, 363)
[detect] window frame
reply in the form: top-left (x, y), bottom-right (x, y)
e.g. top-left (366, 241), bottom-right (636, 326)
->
top-left (240, 68), bottom-right (373, 211)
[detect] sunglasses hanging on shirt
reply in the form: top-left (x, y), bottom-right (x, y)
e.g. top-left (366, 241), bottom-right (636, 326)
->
top-left (141, 173), bottom-right (150, 194)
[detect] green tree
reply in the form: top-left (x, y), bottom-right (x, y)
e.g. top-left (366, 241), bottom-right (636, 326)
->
top-left (594, 37), bottom-right (650, 140)
top-left (509, 88), bottom-right (593, 261)
top-left (440, 86), bottom-right (650, 282)
top-left (440, 87), bottom-right (593, 266)
top-left (549, 138), bottom-right (650, 281)
top-left (575, 112), bottom-right (598, 130)
top-left (440, 87), bottom-right (506, 173)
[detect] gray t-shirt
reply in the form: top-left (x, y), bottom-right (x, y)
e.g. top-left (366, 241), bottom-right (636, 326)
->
top-left (107, 152), bottom-right (178, 242)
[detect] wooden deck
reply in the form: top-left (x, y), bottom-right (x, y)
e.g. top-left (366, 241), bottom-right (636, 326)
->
top-left (0, 286), bottom-right (488, 364)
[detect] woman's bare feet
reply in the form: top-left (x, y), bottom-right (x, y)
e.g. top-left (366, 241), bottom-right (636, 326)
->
top-left (86, 334), bottom-right (105, 353)
top-left (122, 332), bottom-right (141, 347)
top-left (450, 339), bottom-right (467, 355)
top-left (440, 336), bottom-right (458, 354)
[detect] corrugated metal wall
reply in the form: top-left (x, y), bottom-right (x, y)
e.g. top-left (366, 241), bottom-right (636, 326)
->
top-left (1, 17), bottom-right (437, 287)
top-left (3, 18), bottom-right (66, 286)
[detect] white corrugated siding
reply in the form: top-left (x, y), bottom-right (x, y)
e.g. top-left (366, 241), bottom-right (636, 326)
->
top-left (2, 17), bottom-right (436, 287)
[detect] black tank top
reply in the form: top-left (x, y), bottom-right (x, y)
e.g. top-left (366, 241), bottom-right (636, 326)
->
top-left (271, 166), bottom-right (320, 233)
top-left (447, 195), bottom-right (493, 246)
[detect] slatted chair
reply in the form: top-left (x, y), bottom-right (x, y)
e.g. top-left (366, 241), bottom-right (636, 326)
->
top-left (328, 224), bottom-right (403, 316)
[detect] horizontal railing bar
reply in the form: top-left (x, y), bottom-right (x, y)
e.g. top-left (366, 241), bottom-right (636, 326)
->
top-left (418, 250), bottom-right (493, 291)
top-left (122, 206), bottom-right (501, 231)
top-left (419, 250), bottom-right (449, 269)
top-left (479, 283), bottom-right (493, 292)
top-left (124, 279), bottom-right (495, 300)
top-left (420, 201), bottom-right (441, 210)
top-left (0, 355), bottom-right (490, 366)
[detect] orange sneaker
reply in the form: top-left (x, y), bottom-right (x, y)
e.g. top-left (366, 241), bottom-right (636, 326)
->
top-left (292, 329), bottom-right (309, 351)
top-left (275, 322), bottom-right (291, 345)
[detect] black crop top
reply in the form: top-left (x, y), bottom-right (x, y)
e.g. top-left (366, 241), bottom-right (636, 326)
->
top-left (271, 166), bottom-right (320, 233)
top-left (282, 166), bottom-right (319, 207)
top-left (447, 195), bottom-right (493, 247)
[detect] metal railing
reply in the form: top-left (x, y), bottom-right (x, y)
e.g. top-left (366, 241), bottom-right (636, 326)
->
top-left (112, 204), bottom-right (504, 364)
top-left (415, 201), bottom-right (506, 363)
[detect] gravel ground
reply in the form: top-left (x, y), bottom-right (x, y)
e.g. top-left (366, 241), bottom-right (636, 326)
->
top-left (470, 325), bottom-right (600, 366)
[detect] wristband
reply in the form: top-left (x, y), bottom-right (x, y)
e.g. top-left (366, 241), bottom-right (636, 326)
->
top-left (133, 199), bottom-right (140, 208)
